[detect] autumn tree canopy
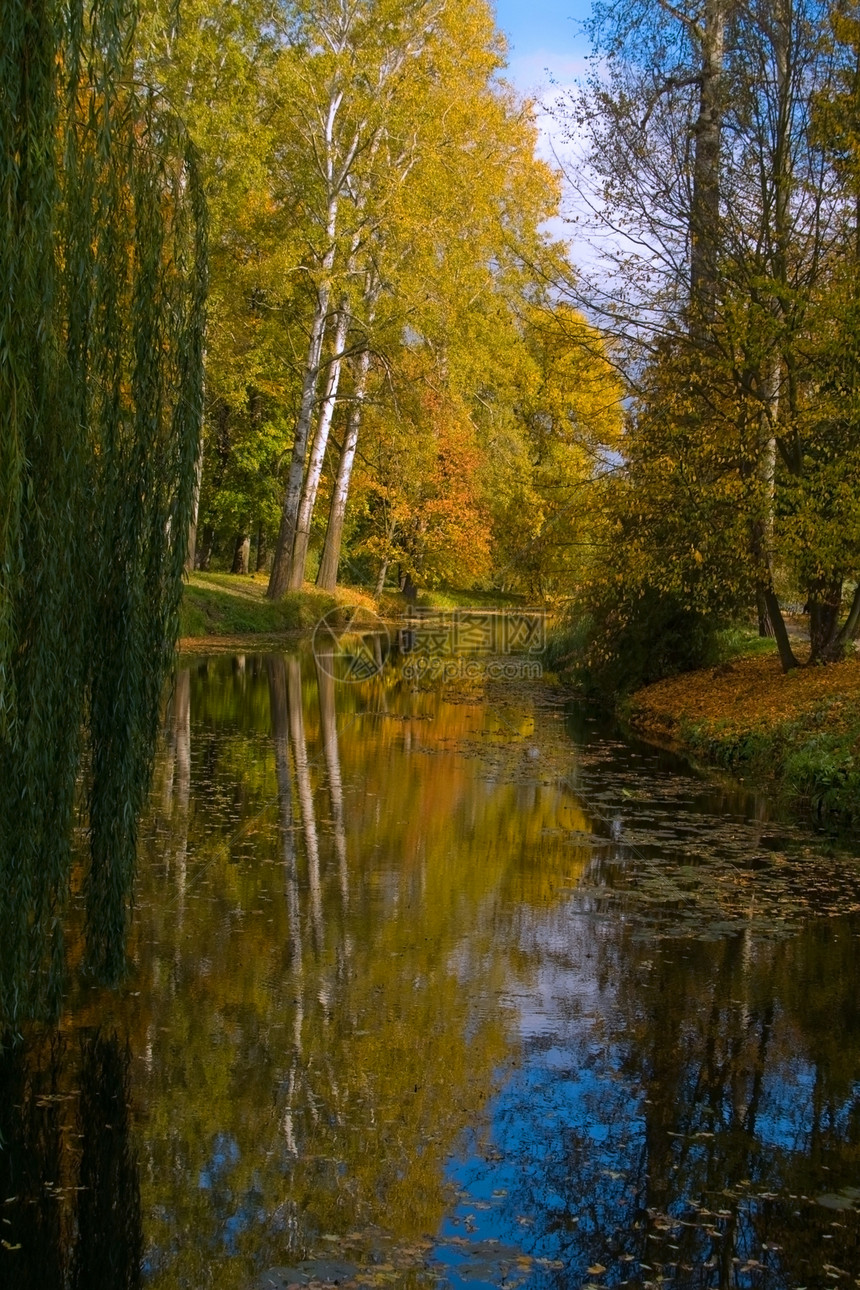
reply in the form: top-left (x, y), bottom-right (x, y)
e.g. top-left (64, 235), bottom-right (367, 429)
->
top-left (134, 0), bottom-right (860, 670)
top-left (138, 0), bottom-right (622, 599)
top-left (558, 0), bottom-right (860, 669)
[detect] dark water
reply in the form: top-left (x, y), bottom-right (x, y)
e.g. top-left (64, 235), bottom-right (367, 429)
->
top-left (3, 645), bottom-right (860, 1290)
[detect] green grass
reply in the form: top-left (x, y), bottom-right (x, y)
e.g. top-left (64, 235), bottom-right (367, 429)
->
top-left (412, 586), bottom-right (527, 610)
top-left (781, 726), bottom-right (860, 825)
top-left (680, 699), bottom-right (860, 831)
top-left (179, 572), bottom-right (375, 638)
top-left (179, 573), bottom-right (525, 639)
top-left (712, 624), bottom-right (779, 661)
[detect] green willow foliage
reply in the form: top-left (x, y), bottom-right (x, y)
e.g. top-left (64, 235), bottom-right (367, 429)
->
top-left (0, 0), bottom-right (206, 1027)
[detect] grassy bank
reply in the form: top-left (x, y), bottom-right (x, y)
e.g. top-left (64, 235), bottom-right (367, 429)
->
top-left (179, 573), bottom-right (526, 642)
top-left (179, 572), bottom-right (384, 641)
top-left (413, 586), bottom-right (526, 610)
top-left (628, 650), bottom-right (860, 828)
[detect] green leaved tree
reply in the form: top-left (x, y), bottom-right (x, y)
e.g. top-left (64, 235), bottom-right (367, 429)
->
top-left (0, 0), bottom-right (206, 1026)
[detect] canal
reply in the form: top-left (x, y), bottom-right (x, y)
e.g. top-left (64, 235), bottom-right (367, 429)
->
top-left (2, 642), bottom-right (860, 1289)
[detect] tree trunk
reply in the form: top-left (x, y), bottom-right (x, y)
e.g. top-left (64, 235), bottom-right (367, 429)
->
top-left (255, 524), bottom-right (268, 573)
top-left (267, 286), bottom-right (332, 599)
top-left (317, 347), bottom-right (372, 592)
top-left (232, 533), bottom-right (250, 575)
top-left (374, 557), bottom-right (389, 597)
top-left (756, 588), bottom-right (775, 638)
top-left (185, 438), bottom-right (204, 573)
top-left (399, 568), bottom-right (417, 601)
top-left (758, 356), bottom-right (779, 632)
top-left (288, 304), bottom-right (351, 590)
top-left (834, 583), bottom-right (860, 652)
top-left (762, 583), bottom-right (799, 672)
top-left (268, 148), bottom-right (352, 601)
top-left (690, 0), bottom-right (725, 327)
top-left (808, 578), bottom-right (844, 664)
top-left (198, 525), bottom-right (214, 571)
top-left (751, 446), bottom-right (797, 670)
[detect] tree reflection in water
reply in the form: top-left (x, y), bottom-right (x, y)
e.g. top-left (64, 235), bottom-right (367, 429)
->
top-left (2, 648), bottom-right (860, 1290)
top-left (444, 910), bottom-right (860, 1287)
top-left (0, 1031), bottom-right (141, 1290)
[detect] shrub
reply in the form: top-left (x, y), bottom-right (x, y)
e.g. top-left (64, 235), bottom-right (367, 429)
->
top-left (550, 587), bottom-right (722, 698)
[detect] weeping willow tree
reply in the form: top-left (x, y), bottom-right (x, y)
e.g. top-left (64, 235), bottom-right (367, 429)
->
top-left (0, 0), bottom-right (206, 1028)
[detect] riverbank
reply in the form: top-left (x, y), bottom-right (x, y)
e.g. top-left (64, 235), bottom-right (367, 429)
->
top-left (179, 573), bottom-right (524, 646)
top-left (627, 650), bottom-right (860, 827)
top-left (178, 572), bottom-right (389, 643)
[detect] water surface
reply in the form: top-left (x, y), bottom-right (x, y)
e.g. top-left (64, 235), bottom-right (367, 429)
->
top-left (2, 647), bottom-right (860, 1290)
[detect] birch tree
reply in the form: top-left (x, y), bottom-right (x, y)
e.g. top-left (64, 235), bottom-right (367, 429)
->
top-left (266, 0), bottom-right (451, 598)
top-left (316, 340), bottom-right (374, 590)
top-left (271, 0), bottom-right (568, 594)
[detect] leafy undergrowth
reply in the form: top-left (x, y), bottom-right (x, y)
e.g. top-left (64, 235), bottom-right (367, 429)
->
top-left (629, 650), bottom-right (860, 828)
top-left (179, 573), bottom-right (383, 641)
top-left (543, 616), bottom-right (779, 695)
top-left (712, 622), bottom-right (780, 660)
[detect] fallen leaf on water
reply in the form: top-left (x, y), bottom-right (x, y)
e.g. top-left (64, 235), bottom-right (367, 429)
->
top-left (816, 1194), bottom-right (856, 1211)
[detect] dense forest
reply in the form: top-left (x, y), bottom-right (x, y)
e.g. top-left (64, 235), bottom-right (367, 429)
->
top-left (4, 8), bottom-right (860, 1283)
top-left (142, 0), bottom-right (860, 674)
top-left (139, 0), bottom-right (622, 601)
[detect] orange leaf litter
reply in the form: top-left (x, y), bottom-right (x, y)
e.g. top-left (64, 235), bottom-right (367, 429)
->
top-left (631, 652), bottom-right (860, 741)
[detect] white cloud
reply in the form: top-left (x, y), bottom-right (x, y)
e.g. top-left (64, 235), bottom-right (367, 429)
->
top-left (502, 53), bottom-right (596, 261)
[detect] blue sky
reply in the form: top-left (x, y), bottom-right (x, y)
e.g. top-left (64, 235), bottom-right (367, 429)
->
top-left (493, 0), bottom-right (593, 95)
top-left (489, 3), bottom-right (606, 263)
top-left (494, 0), bottom-right (591, 57)
top-left (491, 0), bottom-right (597, 249)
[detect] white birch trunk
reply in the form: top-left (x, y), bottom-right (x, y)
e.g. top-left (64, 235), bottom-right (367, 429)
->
top-left (316, 345), bottom-right (372, 591)
top-left (267, 274), bottom-right (333, 599)
top-left (288, 302), bottom-right (351, 590)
